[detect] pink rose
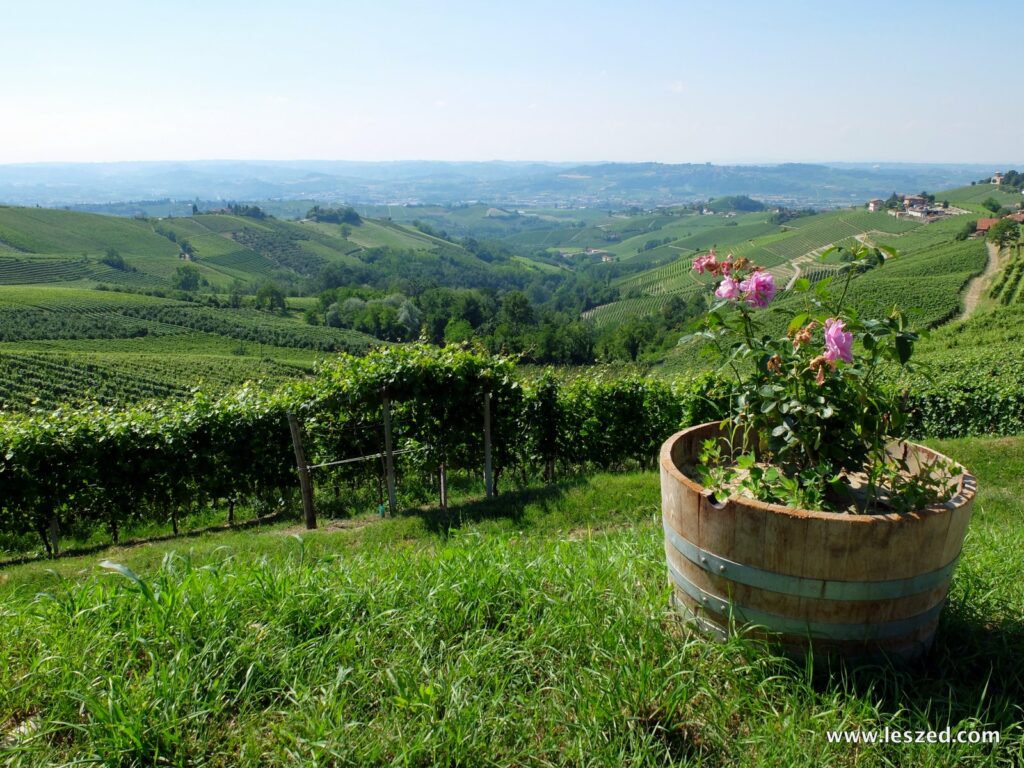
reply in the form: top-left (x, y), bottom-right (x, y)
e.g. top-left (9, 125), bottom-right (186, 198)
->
top-left (824, 318), bottom-right (853, 363)
top-left (714, 276), bottom-right (741, 300)
top-left (692, 253), bottom-right (717, 274)
top-left (739, 269), bottom-right (776, 308)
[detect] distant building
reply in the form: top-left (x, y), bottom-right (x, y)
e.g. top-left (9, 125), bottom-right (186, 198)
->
top-left (975, 217), bottom-right (1001, 234)
top-left (867, 198), bottom-right (885, 212)
top-left (992, 173), bottom-right (1005, 185)
top-left (1007, 212), bottom-right (1024, 224)
top-left (903, 195), bottom-right (927, 209)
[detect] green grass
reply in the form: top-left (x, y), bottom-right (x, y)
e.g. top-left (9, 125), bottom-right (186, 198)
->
top-left (600, 209), bottom-right (932, 326)
top-left (941, 185), bottom-right (1023, 212)
top-left (0, 206), bottom-right (491, 294)
top-left (1, 437), bottom-right (1021, 766)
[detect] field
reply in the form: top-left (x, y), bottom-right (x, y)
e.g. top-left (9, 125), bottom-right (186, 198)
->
top-left (0, 206), bottom-right (510, 292)
top-left (0, 285), bottom-right (380, 410)
top-left (0, 194), bottom-right (1012, 409)
top-left (651, 208), bottom-right (994, 376)
top-left (587, 209), bottom-right (930, 328)
top-left (0, 435), bottom-right (1020, 765)
top-left (0, 204), bottom-right (564, 411)
top-left (0, 350), bottom-right (306, 410)
top-left (941, 185), bottom-right (1023, 213)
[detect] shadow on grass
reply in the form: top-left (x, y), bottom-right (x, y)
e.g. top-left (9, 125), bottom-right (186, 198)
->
top-left (403, 476), bottom-right (590, 537)
top-left (0, 511), bottom-right (290, 570)
top-left (806, 598), bottom-right (1024, 735)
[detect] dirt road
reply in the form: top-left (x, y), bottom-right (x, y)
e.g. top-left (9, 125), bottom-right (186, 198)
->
top-left (960, 242), bottom-right (1004, 321)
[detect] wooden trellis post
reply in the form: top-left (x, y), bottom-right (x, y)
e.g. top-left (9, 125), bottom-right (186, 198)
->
top-left (382, 395), bottom-right (397, 515)
top-left (483, 390), bottom-right (494, 498)
top-left (287, 412), bottom-right (317, 529)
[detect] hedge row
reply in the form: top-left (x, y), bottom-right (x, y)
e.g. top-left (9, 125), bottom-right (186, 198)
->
top-left (1, 343), bottom-right (1020, 555)
top-left (0, 346), bottom-right (722, 554)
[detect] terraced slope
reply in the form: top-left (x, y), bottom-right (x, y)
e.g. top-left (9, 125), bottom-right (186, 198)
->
top-left (585, 210), bottom-right (925, 327)
top-left (0, 285), bottom-right (382, 410)
top-left (0, 206), bottom-right (505, 291)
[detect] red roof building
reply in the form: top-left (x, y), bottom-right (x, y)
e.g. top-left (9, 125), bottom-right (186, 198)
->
top-left (975, 218), bottom-right (1000, 233)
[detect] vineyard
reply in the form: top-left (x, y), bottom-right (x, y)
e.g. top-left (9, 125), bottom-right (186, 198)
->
top-left (602, 209), bottom-right (929, 325)
top-left (115, 304), bottom-right (379, 351)
top-left (941, 184), bottom-right (1024, 210)
top-left (0, 351), bottom-right (305, 411)
top-left (0, 280), bottom-right (383, 412)
top-left (0, 285), bottom-right (379, 352)
top-left (989, 255), bottom-right (1024, 305)
top-left (0, 205), bottom-right (503, 295)
top-left (583, 293), bottom-right (696, 326)
top-left (0, 345), bottom-right (713, 557)
top-left (3, 342), bottom-right (1022, 564)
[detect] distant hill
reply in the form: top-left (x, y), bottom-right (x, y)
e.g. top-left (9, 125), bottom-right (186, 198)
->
top-left (704, 195), bottom-right (766, 213)
top-left (0, 160), bottom-right (1011, 209)
top-left (0, 205), bottom-right (546, 293)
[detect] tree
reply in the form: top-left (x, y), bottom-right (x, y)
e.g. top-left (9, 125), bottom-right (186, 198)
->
top-left (306, 206), bottom-right (361, 225)
top-left (444, 318), bottom-right (474, 345)
top-left (228, 281), bottom-right (244, 308)
top-left (173, 264), bottom-right (201, 291)
top-left (987, 218), bottom-right (1021, 252)
top-left (101, 247), bottom-right (126, 270)
top-left (982, 198), bottom-right (1002, 214)
top-left (955, 220), bottom-right (977, 241)
top-left (255, 281), bottom-right (287, 313)
top-left (325, 303), bottom-right (343, 328)
top-left (397, 300), bottom-right (422, 336)
top-left (609, 316), bottom-right (654, 362)
top-left (498, 291), bottom-right (536, 330)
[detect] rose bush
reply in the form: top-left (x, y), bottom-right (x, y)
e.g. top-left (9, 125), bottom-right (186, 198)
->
top-left (687, 245), bottom-right (952, 513)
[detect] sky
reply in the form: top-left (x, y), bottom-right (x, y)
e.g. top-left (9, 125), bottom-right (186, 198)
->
top-left (1, 0), bottom-right (1021, 165)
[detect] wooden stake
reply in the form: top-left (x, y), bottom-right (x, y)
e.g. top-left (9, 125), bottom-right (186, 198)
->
top-left (439, 461), bottom-right (448, 509)
top-left (47, 515), bottom-right (60, 557)
top-left (483, 391), bottom-right (494, 498)
top-left (382, 395), bottom-right (397, 515)
top-left (287, 412), bottom-right (316, 529)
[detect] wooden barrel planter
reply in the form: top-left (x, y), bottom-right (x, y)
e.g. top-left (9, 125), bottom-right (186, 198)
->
top-left (660, 422), bottom-right (976, 661)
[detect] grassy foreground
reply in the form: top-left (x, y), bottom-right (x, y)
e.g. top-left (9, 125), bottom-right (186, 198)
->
top-left (1, 437), bottom-right (1022, 766)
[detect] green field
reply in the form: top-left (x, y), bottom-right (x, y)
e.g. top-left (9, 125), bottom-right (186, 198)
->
top-left (0, 206), bottom-right (501, 292)
top-left (0, 204), bottom-right (564, 410)
top-left (0, 436), bottom-right (1020, 765)
top-left (941, 184), bottom-right (1023, 212)
top-left (588, 208), bottom-right (934, 328)
top-left (0, 193), bottom-right (1012, 407)
top-left (0, 284), bottom-right (379, 410)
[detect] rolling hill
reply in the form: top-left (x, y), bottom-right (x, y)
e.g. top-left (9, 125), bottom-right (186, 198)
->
top-left (0, 205), bottom-right (541, 410)
top-left (0, 205), bottom-right (546, 292)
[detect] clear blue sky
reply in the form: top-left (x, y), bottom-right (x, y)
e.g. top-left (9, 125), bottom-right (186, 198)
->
top-left (2, 0), bottom-right (1020, 164)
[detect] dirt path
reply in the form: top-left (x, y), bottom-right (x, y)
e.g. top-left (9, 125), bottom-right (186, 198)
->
top-left (960, 242), bottom-right (1003, 321)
